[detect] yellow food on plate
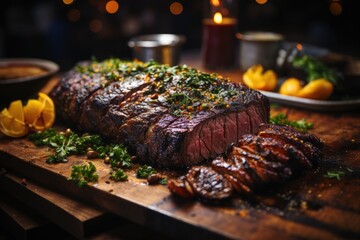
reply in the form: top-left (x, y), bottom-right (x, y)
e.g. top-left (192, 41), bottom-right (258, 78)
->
top-left (296, 78), bottom-right (334, 100)
top-left (0, 93), bottom-right (55, 137)
top-left (242, 65), bottom-right (277, 91)
top-left (279, 78), bottom-right (303, 96)
top-left (278, 78), bottom-right (333, 100)
top-left (0, 100), bottom-right (28, 137)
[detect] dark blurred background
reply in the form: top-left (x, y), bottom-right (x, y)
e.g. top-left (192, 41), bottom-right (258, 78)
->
top-left (0, 0), bottom-right (358, 70)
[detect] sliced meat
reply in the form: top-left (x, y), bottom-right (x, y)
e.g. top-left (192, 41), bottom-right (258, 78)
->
top-left (167, 176), bottom-right (194, 198)
top-left (185, 166), bottom-right (233, 200)
top-left (169, 124), bottom-right (323, 200)
top-left (259, 123), bottom-right (324, 148)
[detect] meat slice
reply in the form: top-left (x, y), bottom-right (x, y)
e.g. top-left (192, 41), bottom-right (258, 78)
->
top-left (257, 131), bottom-right (318, 168)
top-left (185, 166), bottom-right (233, 200)
top-left (259, 123), bottom-right (324, 148)
top-left (211, 156), bottom-right (257, 193)
top-left (168, 176), bottom-right (194, 198)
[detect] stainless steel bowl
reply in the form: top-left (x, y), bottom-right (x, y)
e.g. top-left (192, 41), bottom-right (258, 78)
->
top-left (237, 32), bottom-right (284, 71)
top-left (128, 34), bottom-right (186, 66)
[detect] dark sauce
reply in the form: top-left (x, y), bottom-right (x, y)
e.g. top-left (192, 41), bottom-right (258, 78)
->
top-left (0, 64), bottom-right (48, 80)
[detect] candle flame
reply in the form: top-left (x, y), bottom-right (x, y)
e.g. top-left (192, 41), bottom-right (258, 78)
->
top-left (211, 0), bottom-right (220, 7)
top-left (213, 12), bottom-right (223, 24)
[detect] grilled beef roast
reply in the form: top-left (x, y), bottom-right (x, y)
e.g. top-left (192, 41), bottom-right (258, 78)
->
top-left (51, 59), bottom-right (269, 168)
top-left (168, 124), bottom-right (323, 200)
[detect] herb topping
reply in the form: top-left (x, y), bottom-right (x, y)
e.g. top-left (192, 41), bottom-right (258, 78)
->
top-left (136, 165), bottom-right (157, 179)
top-left (270, 113), bottom-right (314, 132)
top-left (75, 58), bottom-right (241, 116)
top-left (68, 162), bottom-right (98, 187)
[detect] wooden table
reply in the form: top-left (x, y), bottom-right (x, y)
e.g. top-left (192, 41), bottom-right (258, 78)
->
top-left (0, 55), bottom-right (359, 240)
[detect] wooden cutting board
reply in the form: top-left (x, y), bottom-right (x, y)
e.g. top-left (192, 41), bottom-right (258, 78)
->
top-left (0, 107), bottom-right (359, 240)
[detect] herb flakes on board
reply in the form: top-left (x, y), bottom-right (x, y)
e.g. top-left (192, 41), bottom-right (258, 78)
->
top-left (28, 128), bottom-right (132, 168)
top-left (136, 165), bottom-right (157, 179)
top-left (270, 113), bottom-right (314, 132)
top-left (68, 162), bottom-right (99, 187)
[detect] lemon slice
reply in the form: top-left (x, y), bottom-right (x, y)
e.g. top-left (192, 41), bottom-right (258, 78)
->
top-left (24, 93), bottom-right (55, 131)
top-left (0, 93), bottom-right (55, 137)
top-left (0, 102), bottom-right (28, 138)
top-left (296, 79), bottom-right (333, 100)
top-left (243, 65), bottom-right (277, 91)
top-left (38, 92), bottom-right (55, 129)
top-left (279, 78), bottom-right (303, 96)
top-left (24, 99), bottom-right (44, 126)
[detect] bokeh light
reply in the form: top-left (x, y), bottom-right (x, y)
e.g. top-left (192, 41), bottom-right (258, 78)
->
top-left (89, 19), bottom-right (103, 33)
top-left (329, 0), bottom-right (342, 16)
top-left (211, 0), bottom-right (220, 7)
top-left (68, 8), bottom-right (80, 22)
top-left (170, 2), bottom-right (183, 15)
top-left (255, 0), bottom-right (268, 4)
top-left (105, 0), bottom-right (119, 14)
top-left (63, 0), bottom-right (74, 5)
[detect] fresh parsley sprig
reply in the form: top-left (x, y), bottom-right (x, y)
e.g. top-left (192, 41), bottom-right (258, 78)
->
top-left (110, 169), bottom-right (128, 181)
top-left (136, 165), bottom-right (157, 179)
top-left (28, 129), bottom-right (132, 168)
top-left (68, 162), bottom-right (98, 187)
top-left (270, 113), bottom-right (314, 132)
top-left (292, 55), bottom-right (342, 85)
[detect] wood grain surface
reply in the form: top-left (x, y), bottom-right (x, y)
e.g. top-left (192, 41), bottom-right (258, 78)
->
top-left (0, 190), bottom-right (66, 240)
top-left (0, 106), bottom-right (359, 240)
top-left (0, 171), bottom-right (121, 239)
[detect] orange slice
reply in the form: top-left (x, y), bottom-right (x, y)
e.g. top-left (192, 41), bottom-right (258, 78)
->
top-left (242, 65), bottom-right (277, 91)
top-left (24, 93), bottom-right (55, 131)
top-left (0, 101), bottom-right (28, 138)
top-left (296, 79), bottom-right (333, 100)
top-left (38, 92), bottom-right (55, 129)
top-left (24, 99), bottom-right (44, 126)
top-left (279, 78), bottom-right (303, 96)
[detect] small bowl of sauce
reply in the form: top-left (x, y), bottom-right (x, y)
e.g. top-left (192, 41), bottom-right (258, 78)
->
top-left (0, 58), bottom-right (59, 102)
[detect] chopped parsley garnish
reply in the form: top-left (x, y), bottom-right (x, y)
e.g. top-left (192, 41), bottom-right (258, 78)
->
top-left (323, 170), bottom-right (346, 180)
top-left (270, 113), bottom-right (314, 132)
top-left (28, 128), bottom-right (131, 168)
top-left (159, 178), bottom-right (168, 185)
top-left (68, 162), bottom-right (98, 187)
top-left (292, 54), bottom-right (342, 84)
top-left (136, 165), bottom-right (157, 179)
top-left (110, 169), bottom-right (128, 182)
top-left (75, 58), bottom-right (241, 116)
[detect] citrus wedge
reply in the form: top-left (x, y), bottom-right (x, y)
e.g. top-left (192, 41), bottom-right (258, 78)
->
top-left (24, 93), bottom-right (55, 131)
top-left (24, 99), bottom-right (44, 125)
top-left (0, 102), bottom-right (28, 138)
top-left (279, 78), bottom-right (303, 96)
top-left (38, 92), bottom-right (55, 129)
top-left (296, 79), bottom-right (333, 100)
top-left (243, 65), bottom-right (277, 91)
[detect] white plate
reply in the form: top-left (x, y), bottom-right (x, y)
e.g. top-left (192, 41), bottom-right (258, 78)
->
top-left (260, 90), bottom-right (360, 111)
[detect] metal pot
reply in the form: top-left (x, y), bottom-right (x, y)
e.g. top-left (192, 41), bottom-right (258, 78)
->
top-left (237, 32), bottom-right (284, 71)
top-left (128, 34), bottom-right (186, 66)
